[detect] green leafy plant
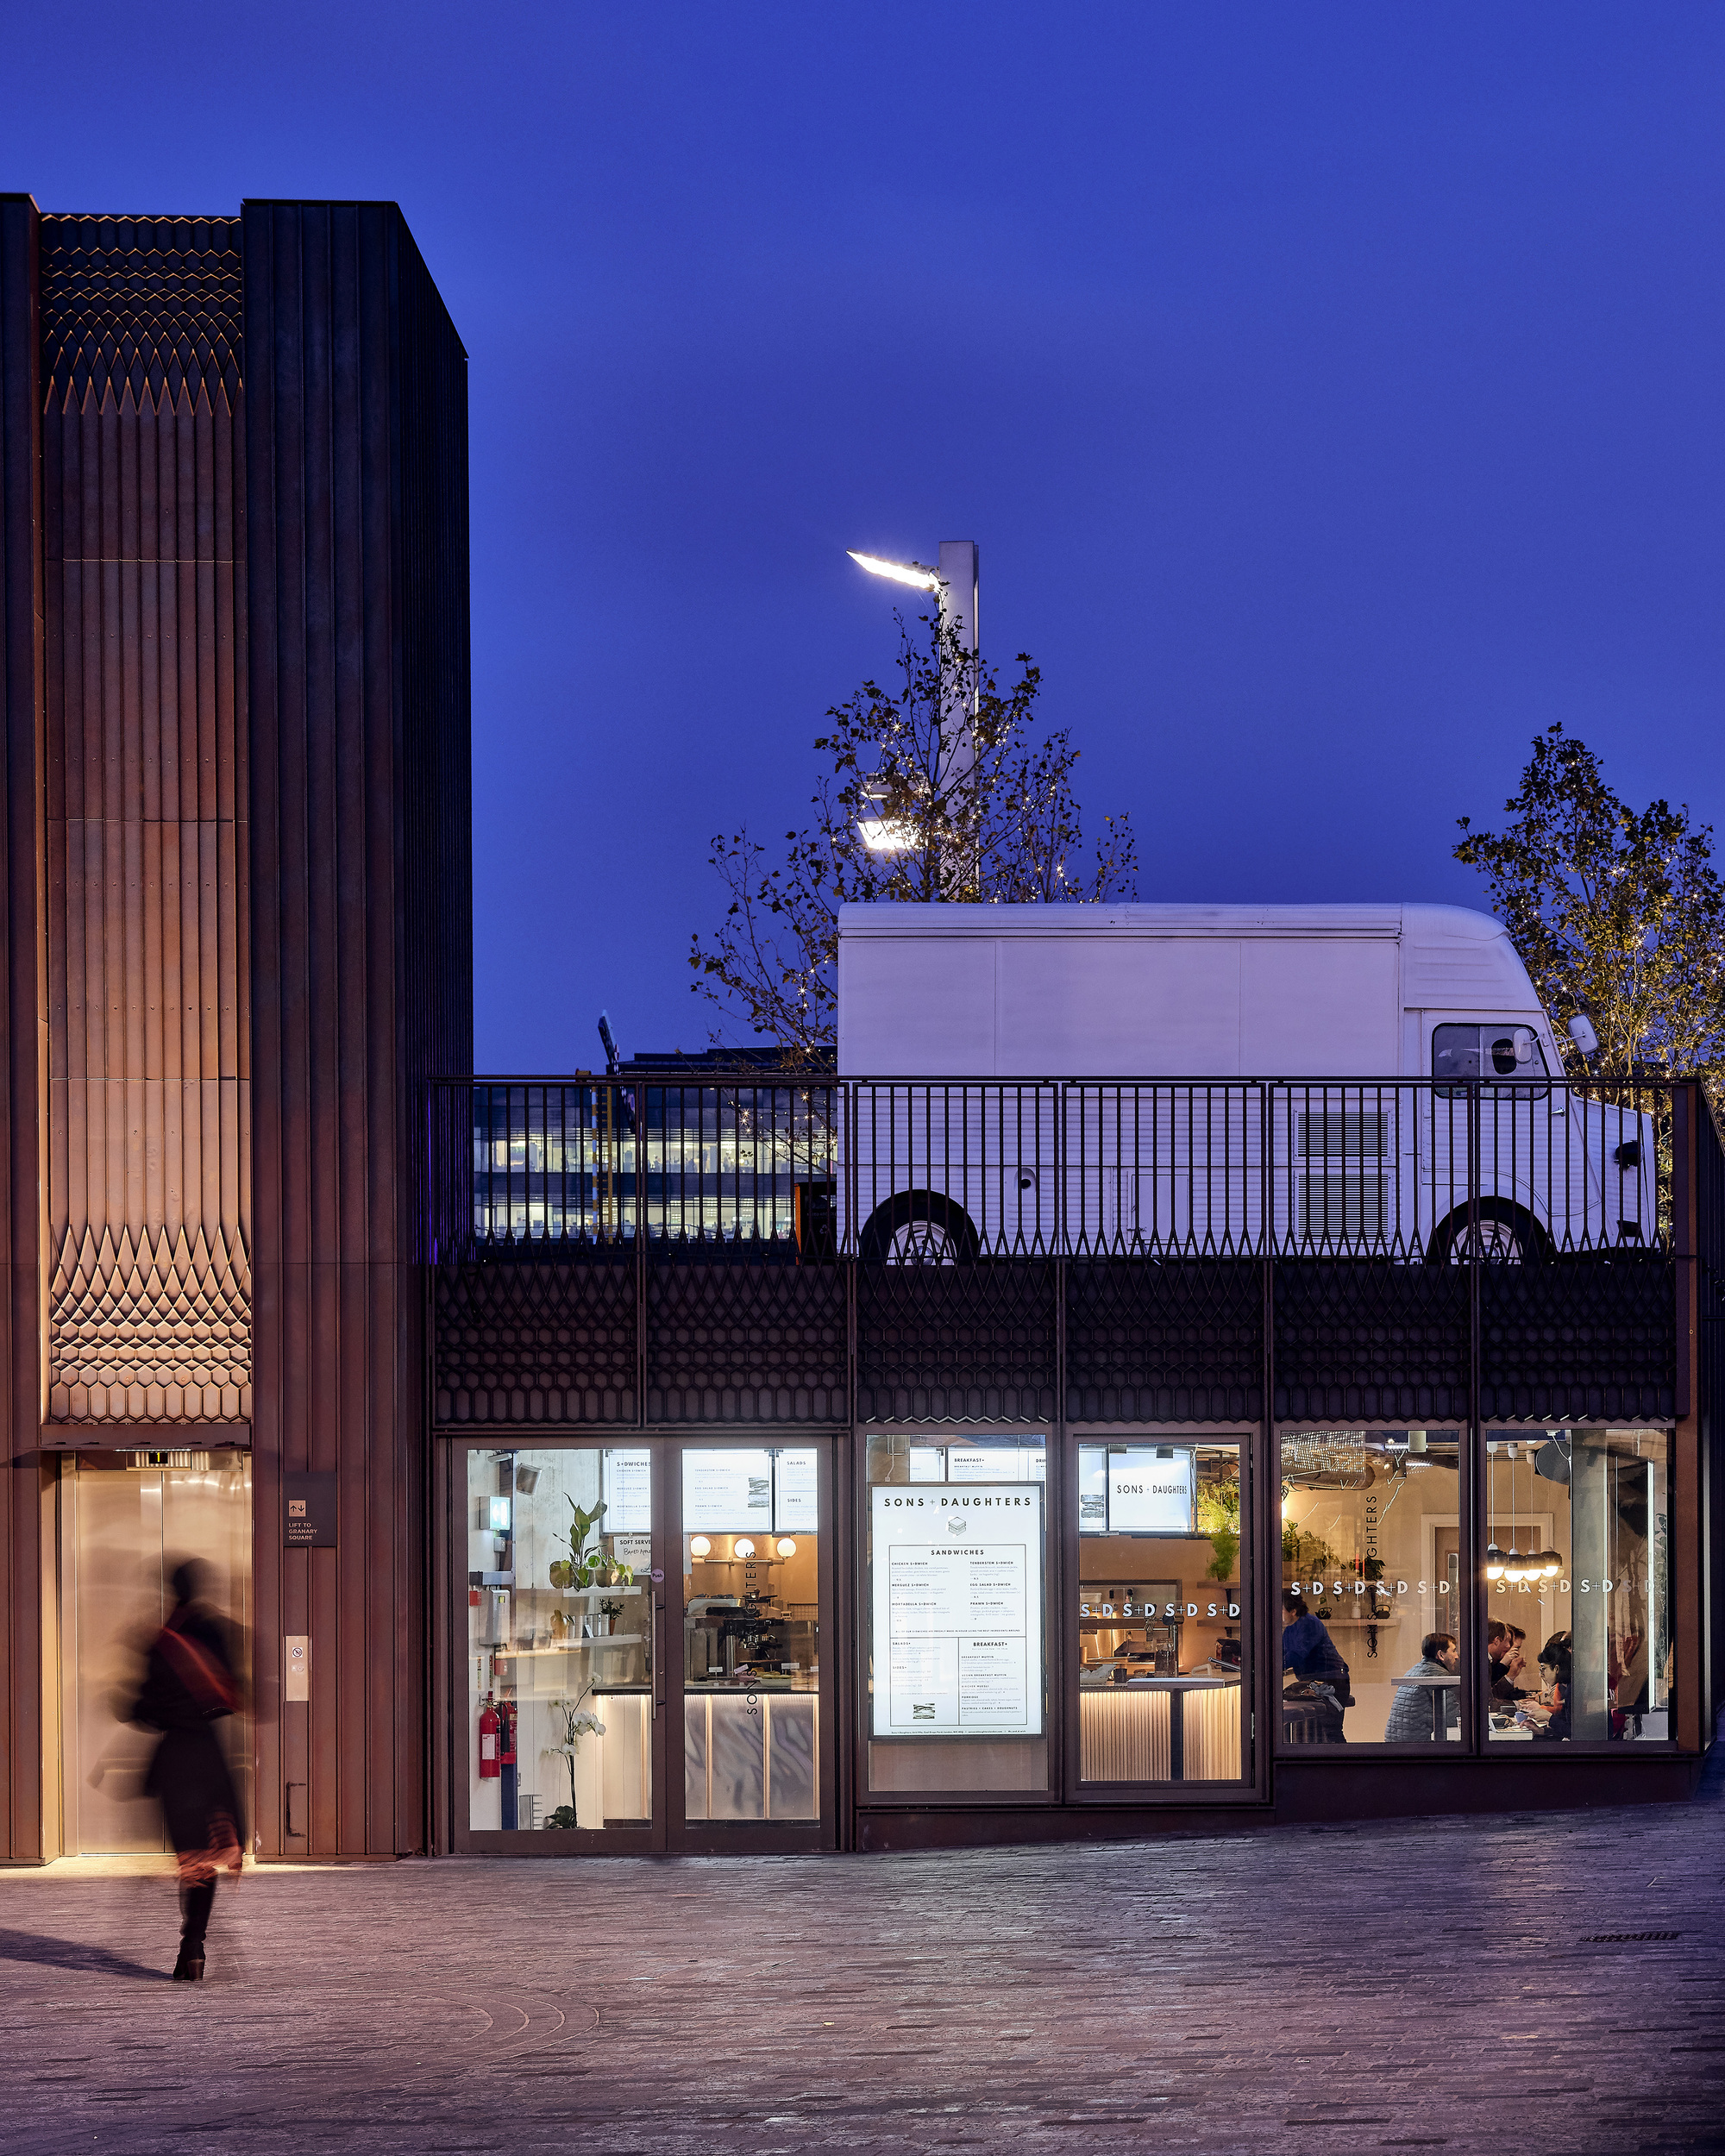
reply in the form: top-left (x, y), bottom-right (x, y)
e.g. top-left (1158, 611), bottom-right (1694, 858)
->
top-left (1196, 1478), bottom-right (1241, 1583)
top-left (1283, 1521), bottom-right (1338, 1575)
top-left (1455, 724), bottom-right (1725, 1099)
top-left (568, 1497), bottom-right (607, 1586)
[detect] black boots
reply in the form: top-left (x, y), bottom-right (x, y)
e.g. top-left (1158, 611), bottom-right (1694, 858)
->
top-left (172, 1879), bottom-right (216, 1981)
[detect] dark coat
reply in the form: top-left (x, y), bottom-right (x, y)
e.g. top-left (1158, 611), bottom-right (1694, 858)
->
top-left (133, 1607), bottom-right (246, 1863)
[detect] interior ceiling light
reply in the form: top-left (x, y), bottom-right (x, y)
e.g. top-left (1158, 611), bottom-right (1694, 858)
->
top-left (775, 1537), bottom-right (797, 1558)
top-left (848, 550), bottom-right (939, 592)
top-left (1484, 1544), bottom-right (1507, 1582)
top-left (734, 1537), bottom-right (756, 1560)
top-left (689, 1535), bottom-right (712, 1558)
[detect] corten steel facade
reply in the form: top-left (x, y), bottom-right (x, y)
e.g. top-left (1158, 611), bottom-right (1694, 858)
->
top-left (0, 196), bottom-right (472, 1862)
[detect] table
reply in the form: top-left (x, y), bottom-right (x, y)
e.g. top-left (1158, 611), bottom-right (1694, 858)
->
top-left (1109, 1677), bottom-right (1233, 1779)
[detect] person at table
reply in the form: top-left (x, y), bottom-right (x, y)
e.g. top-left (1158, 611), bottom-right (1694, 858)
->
top-left (1534, 1632), bottom-right (1572, 1741)
top-left (1383, 1631), bottom-right (1460, 1743)
top-left (1487, 1620), bottom-right (1532, 1702)
top-left (1281, 1591), bottom-right (1350, 1740)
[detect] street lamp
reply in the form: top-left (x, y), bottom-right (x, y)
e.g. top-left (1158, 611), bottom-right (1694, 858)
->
top-left (849, 542), bottom-right (980, 854)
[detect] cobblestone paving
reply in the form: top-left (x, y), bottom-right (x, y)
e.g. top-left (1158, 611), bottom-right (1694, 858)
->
top-left (3, 1790), bottom-right (1722, 2155)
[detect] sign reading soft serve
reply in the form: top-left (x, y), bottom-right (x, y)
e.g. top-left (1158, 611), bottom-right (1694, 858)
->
top-left (871, 1482), bottom-right (1044, 1738)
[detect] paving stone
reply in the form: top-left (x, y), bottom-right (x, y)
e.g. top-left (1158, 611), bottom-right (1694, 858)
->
top-left (2, 1793), bottom-right (1722, 2155)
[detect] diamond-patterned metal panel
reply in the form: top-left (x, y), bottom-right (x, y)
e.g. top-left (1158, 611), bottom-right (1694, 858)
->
top-left (434, 1250), bottom-right (637, 1426)
top-left (1274, 1262), bottom-right (1470, 1425)
top-left (647, 1245), bottom-right (845, 1424)
top-left (1065, 1259), bottom-right (1260, 1424)
top-left (1480, 1255), bottom-right (1675, 1422)
top-left (47, 1222), bottom-right (250, 1420)
top-left (857, 1259), bottom-right (1056, 1425)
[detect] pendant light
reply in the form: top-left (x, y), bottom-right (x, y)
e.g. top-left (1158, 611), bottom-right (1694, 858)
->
top-left (1484, 1438), bottom-right (1505, 1580)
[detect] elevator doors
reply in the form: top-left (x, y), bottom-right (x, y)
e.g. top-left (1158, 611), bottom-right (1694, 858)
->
top-left (64, 1451), bottom-right (253, 1854)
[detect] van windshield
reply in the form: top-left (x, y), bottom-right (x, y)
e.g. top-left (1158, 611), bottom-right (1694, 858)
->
top-left (1432, 1024), bottom-right (1551, 1093)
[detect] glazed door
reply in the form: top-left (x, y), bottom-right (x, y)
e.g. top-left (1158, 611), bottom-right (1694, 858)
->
top-left (670, 1441), bottom-right (836, 1852)
top-left (459, 1444), bottom-right (668, 1852)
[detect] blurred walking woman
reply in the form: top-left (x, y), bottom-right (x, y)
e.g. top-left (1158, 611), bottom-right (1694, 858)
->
top-left (131, 1561), bottom-right (246, 1981)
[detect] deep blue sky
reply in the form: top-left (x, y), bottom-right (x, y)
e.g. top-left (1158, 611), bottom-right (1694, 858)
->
top-left (8, 5), bottom-right (1723, 1069)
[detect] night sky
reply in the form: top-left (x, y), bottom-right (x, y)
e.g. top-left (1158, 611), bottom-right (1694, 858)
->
top-left (8, 5), bottom-right (1723, 1069)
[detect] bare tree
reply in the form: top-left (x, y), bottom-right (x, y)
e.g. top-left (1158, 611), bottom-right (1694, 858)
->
top-left (689, 605), bottom-right (1138, 1057)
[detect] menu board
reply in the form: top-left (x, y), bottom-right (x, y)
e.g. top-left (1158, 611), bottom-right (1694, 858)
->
top-left (683, 1448), bottom-right (774, 1533)
top-left (907, 1447), bottom-right (946, 1483)
top-left (774, 1450), bottom-right (819, 1530)
top-left (870, 1484), bottom-right (1044, 1738)
top-left (602, 1450), bottom-right (653, 1533)
top-left (947, 1443), bottom-right (1047, 1485)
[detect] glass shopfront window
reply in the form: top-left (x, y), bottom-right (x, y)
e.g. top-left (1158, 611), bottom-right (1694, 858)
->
top-left (865, 1433), bottom-right (1048, 1796)
top-left (1278, 1429), bottom-right (1465, 1747)
top-left (466, 1447), bottom-right (654, 1834)
top-left (1483, 1428), bottom-right (1672, 1746)
top-left (1076, 1440), bottom-right (1247, 1783)
top-left (681, 1446), bottom-right (821, 1822)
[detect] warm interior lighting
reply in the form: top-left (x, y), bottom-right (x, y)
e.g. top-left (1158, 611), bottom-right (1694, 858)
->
top-left (1484, 1544), bottom-right (1506, 1582)
top-left (848, 549), bottom-right (939, 592)
top-left (734, 1537), bottom-right (756, 1559)
top-left (689, 1535), bottom-right (712, 1558)
top-left (775, 1536), bottom-right (797, 1558)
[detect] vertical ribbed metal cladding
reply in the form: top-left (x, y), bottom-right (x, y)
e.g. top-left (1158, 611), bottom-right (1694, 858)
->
top-left (37, 214), bottom-right (250, 1424)
top-left (244, 201), bottom-right (471, 1859)
top-left (0, 196), bottom-right (47, 1859)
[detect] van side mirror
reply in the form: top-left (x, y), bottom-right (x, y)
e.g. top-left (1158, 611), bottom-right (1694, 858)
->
top-left (1566, 1014), bottom-right (1599, 1059)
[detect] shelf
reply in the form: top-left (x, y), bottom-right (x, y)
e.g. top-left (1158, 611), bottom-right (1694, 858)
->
top-left (519, 1584), bottom-right (645, 1601)
top-left (492, 1636), bottom-right (644, 1655)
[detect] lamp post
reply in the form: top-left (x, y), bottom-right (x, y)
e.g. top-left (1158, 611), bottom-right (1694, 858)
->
top-left (848, 542), bottom-right (979, 855)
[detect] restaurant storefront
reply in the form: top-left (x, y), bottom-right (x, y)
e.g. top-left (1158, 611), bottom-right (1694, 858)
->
top-left (439, 1411), bottom-right (1699, 1854)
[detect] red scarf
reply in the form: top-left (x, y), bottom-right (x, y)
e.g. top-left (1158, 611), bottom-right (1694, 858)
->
top-left (157, 1613), bottom-right (238, 1717)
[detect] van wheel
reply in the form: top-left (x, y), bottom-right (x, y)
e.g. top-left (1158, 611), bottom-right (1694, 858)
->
top-left (860, 1191), bottom-right (981, 1265)
top-left (1428, 1200), bottom-right (1548, 1265)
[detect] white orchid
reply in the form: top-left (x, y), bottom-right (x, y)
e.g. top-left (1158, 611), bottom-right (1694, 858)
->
top-left (544, 1694), bottom-right (605, 1811)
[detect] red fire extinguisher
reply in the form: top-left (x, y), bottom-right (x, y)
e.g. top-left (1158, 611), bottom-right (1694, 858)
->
top-left (479, 1693), bottom-right (500, 1779)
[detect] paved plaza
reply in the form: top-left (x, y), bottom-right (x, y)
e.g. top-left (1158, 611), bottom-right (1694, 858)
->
top-left (3, 1787), bottom-right (1723, 2156)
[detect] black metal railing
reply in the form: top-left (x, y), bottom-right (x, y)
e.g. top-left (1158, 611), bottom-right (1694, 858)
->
top-left (429, 1075), bottom-right (1678, 1264)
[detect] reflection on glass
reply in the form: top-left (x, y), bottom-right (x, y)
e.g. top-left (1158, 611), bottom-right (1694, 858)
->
top-left (1484, 1428), bottom-right (1671, 1745)
top-left (466, 1448), bottom-right (653, 1833)
top-left (1076, 1442), bottom-right (1245, 1783)
top-left (681, 1448), bottom-right (820, 1823)
top-left (865, 1432), bottom-right (1049, 1795)
top-left (1278, 1430), bottom-right (1464, 1746)
top-left (68, 1450), bottom-right (253, 1855)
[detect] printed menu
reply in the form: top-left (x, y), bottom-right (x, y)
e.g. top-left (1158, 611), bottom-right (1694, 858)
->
top-left (870, 1484), bottom-right (1044, 1737)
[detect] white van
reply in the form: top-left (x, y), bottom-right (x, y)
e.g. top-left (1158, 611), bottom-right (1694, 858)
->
top-left (836, 902), bottom-right (1654, 1262)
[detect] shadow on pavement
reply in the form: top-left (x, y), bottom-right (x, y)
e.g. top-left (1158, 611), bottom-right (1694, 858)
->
top-left (0, 1927), bottom-right (164, 1981)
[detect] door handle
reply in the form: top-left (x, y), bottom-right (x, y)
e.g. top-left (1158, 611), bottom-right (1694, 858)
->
top-left (652, 1598), bottom-right (662, 1717)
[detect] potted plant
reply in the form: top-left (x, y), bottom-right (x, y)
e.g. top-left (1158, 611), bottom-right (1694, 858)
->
top-left (567, 1497), bottom-right (607, 1589)
top-left (597, 1597), bottom-right (624, 1637)
top-left (543, 1690), bottom-right (605, 1828)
